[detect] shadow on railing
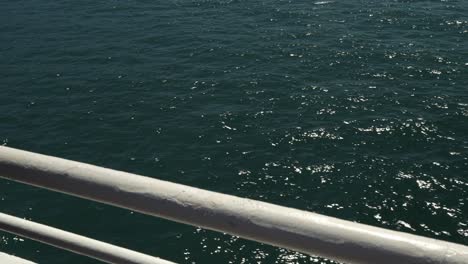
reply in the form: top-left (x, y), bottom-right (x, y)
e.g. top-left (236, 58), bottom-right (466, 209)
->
top-left (0, 146), bottom-right (467, 264)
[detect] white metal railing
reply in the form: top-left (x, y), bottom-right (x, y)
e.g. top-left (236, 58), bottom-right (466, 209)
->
top-left (0, 251), bottom-right (36, 264)
top-left (0, 146), bottom-right (467, 264)
top-left (0, 213), bottom-right (175, 264)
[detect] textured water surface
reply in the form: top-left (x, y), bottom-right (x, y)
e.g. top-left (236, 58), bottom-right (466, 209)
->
top-left (1, 0), bottom-right (468, 263)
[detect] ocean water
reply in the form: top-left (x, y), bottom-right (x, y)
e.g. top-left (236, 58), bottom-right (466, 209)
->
top-left (1, 0), bottom-right (467, 263)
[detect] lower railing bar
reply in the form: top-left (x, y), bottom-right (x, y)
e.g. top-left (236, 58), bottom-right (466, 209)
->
top-left (0, 212), bottom-right (176, 264)
top-left (0, 251), bottom-right (36, 264)
top-left (0, 146), bottom-right (467, 264)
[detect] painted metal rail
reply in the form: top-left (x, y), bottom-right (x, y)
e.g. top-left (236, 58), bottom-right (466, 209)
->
top-left (0, 146), bottom-right (467, 264)
top-left (0, 212), bottom-right (175, 264)
top-left (0, 251), bottom-right (36, 264)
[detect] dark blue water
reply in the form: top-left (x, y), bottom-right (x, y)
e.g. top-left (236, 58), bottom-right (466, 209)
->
top-left (1, 0), bottom-right (467, 263)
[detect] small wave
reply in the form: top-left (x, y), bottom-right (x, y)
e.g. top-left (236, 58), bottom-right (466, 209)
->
top-left (314, 1), bottom-right (334, 5)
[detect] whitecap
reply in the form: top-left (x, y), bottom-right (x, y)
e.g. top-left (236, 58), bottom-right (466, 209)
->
top-left (314, 1), bottom-right (334, 5)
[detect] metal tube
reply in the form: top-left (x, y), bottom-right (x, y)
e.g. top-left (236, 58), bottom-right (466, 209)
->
top-left (0, 252), bottom-right (36, 264)
top-left (0, 212), bottom-right (175, 264)
top-left (0, 146), bottom-right (467, 264)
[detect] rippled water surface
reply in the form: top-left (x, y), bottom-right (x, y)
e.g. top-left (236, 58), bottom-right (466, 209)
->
top-left (1, 0), bottom-right (468, 263)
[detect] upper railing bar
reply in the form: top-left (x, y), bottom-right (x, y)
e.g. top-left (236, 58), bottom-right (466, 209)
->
top-left (0, 146), bottom-right (467, 264)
